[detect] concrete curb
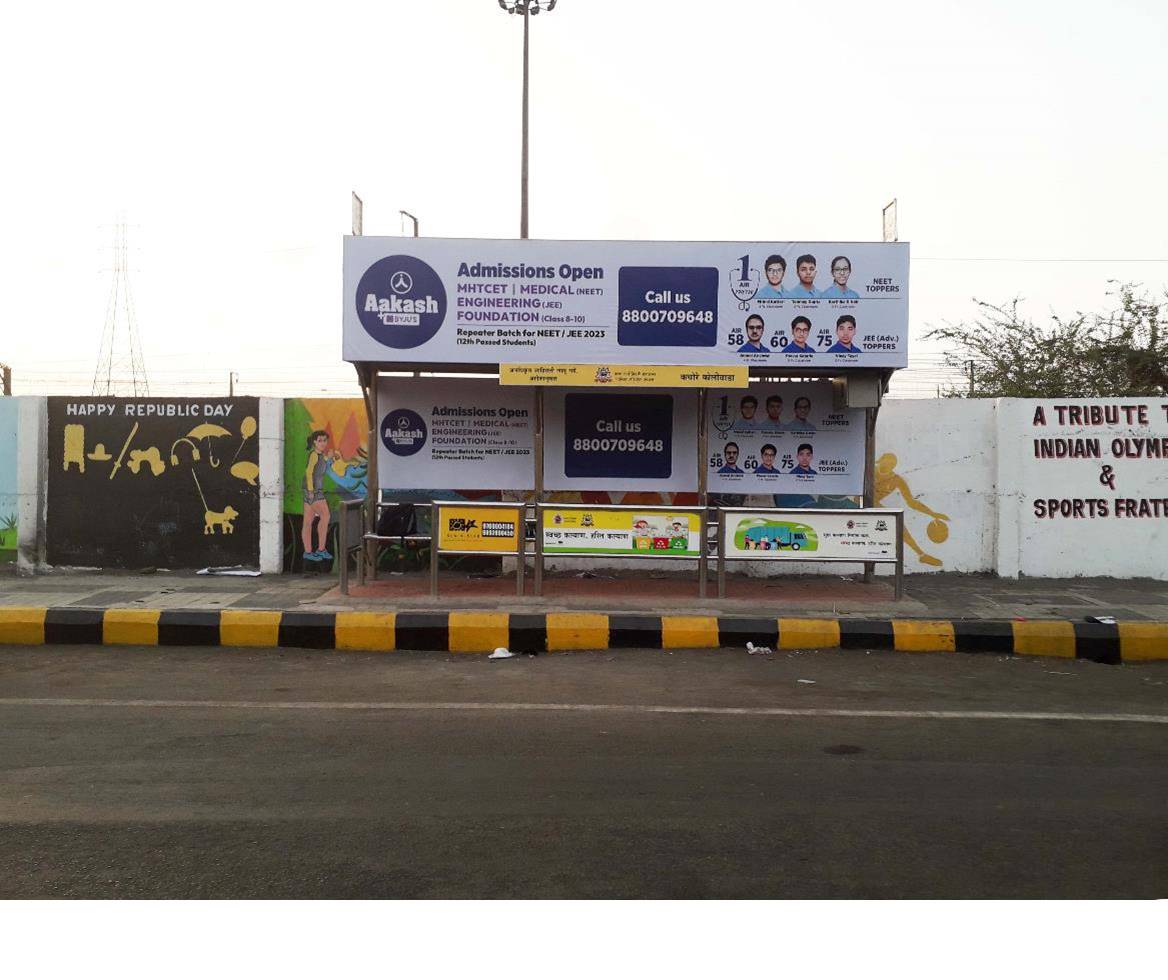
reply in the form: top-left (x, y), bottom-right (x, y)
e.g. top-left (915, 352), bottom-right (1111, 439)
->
top-left (1, 607), bottom-right (1167, 663)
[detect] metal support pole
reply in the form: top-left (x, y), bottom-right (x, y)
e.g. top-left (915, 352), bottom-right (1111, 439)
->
top-left (698, 388), bottom-right (708, 509)
top-left (520, 3), bottom-right (530, 239)
top-left (862, 403), bottom-right (878, 583)
top-left (516, 507), bottom-right (525, 596)
top-left (717, 509), bottom-right (727, 599)
top-left (697, 506), bottom-right (708, 598)
top-left (339, 499), bottom-right (349, 596)
top-left (534, 387), bottom-right (545, 503)
top-left (894, 510), bottom-right (904, 601)
top-left (430, 502), bottom-right (440, 597)
top-left (534, 505), bottom-right (544, 596)
top-left (367, 368), bottom-right (380, 582)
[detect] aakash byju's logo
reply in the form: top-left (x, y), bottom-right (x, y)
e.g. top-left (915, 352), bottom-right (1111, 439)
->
top-left (357, 255), bottom-right (447, 349)
top-left (381, 409), bottom-right (428, 457)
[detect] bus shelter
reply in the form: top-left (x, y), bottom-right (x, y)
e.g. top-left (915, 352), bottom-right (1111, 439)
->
top-left (343, 236), bottom-right (910, 591)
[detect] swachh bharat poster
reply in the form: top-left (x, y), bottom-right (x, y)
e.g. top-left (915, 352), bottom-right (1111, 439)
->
top-left (722, 510), bottom-right (898, 561)
top-left (542, 508), bottom-right (702, 557)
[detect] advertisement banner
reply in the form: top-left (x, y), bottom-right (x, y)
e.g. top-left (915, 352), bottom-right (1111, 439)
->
top-left (499, 364), bottom-right (748, 388)
top-left (706, 382), bottom-right (865, 495)
top-left (436, 505), bottom-right (523, 553)
top-left (543, 389), bottom-right (699, 492)
top-left (543, 508), bottom-right (702, 557)
top-left (376, 378), bottom-right (534, 490)
top-left (722, 510), bottom-right (898, 561)
top-left (344, 238), bottom-right (910, 368)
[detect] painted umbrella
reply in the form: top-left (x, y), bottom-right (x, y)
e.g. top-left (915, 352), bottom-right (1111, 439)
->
top-left (186, 423), bottom-right (232, 467)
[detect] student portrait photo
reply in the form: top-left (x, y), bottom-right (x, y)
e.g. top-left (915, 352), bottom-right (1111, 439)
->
top-left (785, 253), bottom-right (820, 298)
top-left (781, 396), bottom-right (817, 432)
top-left (791, 442), bottom-right (817, 474)
top-left (717, 442), bottom-right (743, 474)
top-left (735, 394), bottom-right (763, 431)
top-left (738, 314), bottom-right (768, 353)
top-left (762, 395), bottom-right (784, 430)
top-left (755, 254), bottom-right (787, 299)
top-left (821, 255), bottom-right (859, 299)
top-left (782, 315), bottom-right (814, 353)
top-left (756, 443), bottom-right (779, 473)
top-left (827, 314), bottom-right (862, 353)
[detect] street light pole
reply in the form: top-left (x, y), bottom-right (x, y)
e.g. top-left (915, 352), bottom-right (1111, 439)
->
top-left (500, 1), bottom-right (557, 240)
top-left (521, 2), bottom-right (529, 240)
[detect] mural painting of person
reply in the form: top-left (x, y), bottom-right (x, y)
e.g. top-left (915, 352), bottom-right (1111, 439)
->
top-left (756, 255), bottom-right (787, 299)
top-left (302, 429), bottom-right (341, 561)
top-left (874, 452), bottom-right (950, 567)
top-left (827, 314), bottom-right (863, 353)
top-left (821, 255), bottom-right (860, 298)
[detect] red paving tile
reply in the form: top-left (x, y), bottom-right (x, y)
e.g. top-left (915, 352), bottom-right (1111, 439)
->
top-left (326, 571), bottom-right (896, 608)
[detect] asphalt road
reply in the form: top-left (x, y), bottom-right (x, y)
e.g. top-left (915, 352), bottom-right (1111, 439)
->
top-left (0, 645), bottom-right (1164, 898)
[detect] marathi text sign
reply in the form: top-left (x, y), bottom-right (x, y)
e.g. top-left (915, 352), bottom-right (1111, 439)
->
top-left (344, 238), bottom-right (909, 368)
top-left (722, 509), bottom-right (898, 561)
top-left (376, 378), bottom-right (534, 490)
top-left (707, 382), bottom-right (865, 495)
top-left (543, 507), bottom-right (702, 557)
top-left (500, 364), bottom-right (748, 388)
top-left (436, 504), bottom-right (523, 553)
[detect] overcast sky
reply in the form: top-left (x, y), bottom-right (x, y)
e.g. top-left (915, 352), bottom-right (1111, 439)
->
top-left (4, 0), bottom-right (1166, 398)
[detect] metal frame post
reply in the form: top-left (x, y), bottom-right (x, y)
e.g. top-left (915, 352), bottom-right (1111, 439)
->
top-left (697, 505), bottom-right (708, 598)
top-left (894, 509), bottom-right (904, 601)
top-left (534, 387), bottom-right (545, 503)
top-left (717, 508), bottom-right (727, 598)
top-left (534, 504), bottom-right (544, 595)
top-left (367, 368), bottom-right (380, 582)
top-left (429, 501), bottom-right (439, 597)
top-left (515, 512), bottom-right (525, 596)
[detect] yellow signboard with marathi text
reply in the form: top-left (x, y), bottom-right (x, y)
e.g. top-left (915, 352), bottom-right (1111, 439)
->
top-left (500, 364), bottom-right (748, 388)
top-left (436, 505), bottom-right (524, 554)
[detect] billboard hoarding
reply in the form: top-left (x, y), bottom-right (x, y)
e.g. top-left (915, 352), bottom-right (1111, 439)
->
top-left (344, 238), bottom-right (909, 368)
top-left (436, 504), bottom-right (523, 554)
top-left (542, 507), bottom-right (702, 557)
top-left (376, 378), bottom-right (535, 491)
top-left (721, 509), bottom-right (899, 561)
top-left (543, 389), bottom-right (699, 493)
top-left (707, 381), bottom-right (865, 495)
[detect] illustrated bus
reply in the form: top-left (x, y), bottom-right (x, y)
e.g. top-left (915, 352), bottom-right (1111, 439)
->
top-left (733, 518), bottom-right (819, 552)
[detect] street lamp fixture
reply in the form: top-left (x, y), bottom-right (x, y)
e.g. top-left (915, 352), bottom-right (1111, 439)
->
top-left (497, 0), bottom-right (559, 238)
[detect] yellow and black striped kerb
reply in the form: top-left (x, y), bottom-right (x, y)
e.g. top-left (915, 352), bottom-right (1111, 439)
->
top-left (0, 608), bottom-right (1166, 663)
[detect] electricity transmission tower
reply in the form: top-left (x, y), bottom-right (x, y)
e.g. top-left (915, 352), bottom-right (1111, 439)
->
top-left (92, 220), bottom-right (150, 396)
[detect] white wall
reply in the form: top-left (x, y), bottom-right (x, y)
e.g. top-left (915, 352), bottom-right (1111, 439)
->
top-left (874, 399), bottom-right (997, 574)
top-left (16, 396), bottom-right (45, 570)
top-left (258, 397), bottom-right (284, 574)
top-left (996, 398), bottom-right (1168, 579)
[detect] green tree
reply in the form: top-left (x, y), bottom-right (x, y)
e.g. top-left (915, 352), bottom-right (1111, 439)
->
top-left (926, 284), bottom-right (1168, 398)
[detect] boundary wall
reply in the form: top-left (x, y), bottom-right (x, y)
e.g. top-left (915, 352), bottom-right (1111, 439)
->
top-left (1, 395), bottom-right (1165, 580)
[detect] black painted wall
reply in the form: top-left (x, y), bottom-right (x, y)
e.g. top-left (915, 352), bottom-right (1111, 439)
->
top-left (46, 397), bottom-right (260, 569)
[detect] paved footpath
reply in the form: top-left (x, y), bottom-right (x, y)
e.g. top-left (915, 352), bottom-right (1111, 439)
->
top-left (0, 645), bottom-right (1164, 898)
top-left (2, 569), bottom-right (1168, 661)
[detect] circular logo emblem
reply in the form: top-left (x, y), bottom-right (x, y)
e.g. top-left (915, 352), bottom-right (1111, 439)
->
top-left (357, 255), bottom-right (446, 349)
top-left (847, 520), bottom-right (856, 529)
top-left (380, 409), bottom-right (428, 457)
